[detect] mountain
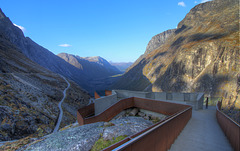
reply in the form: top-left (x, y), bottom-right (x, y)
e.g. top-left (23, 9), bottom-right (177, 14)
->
top-left (111, 0), bottom-right (239, 109)
top-left (58, 53), bottom-right (121, 78)
top-left (109, 61), bottom-right (133, 72)
top-left (57, 53), bottom-right (122, 95)
top-left (0, 9), bottom-right (93, 93)
top-left (145, 29), bottom-right (176, 55)
top-left (0, 30), bottom-right (90, 141)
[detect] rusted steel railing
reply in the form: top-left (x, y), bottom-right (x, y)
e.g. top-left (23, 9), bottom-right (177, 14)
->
top-left (104, 107), bottom-right (192, 151)
top-left (77, 97), bottom-right (191, 125)
top-left (77, 97), bottom-right (134, 125)
top-left (77, 103), bottom-right (95, 125)
top-left (94, 91), bottom-right (101, 99)
top-left (77, 97), bottom-right (192, 150)
top-left (105, 90), bottom-right (112, 96)
top-left (216, 101), bottom-right (240, 151)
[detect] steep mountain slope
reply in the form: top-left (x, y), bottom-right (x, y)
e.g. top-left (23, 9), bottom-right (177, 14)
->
top-left (0, 9), bottom-right (93, 93)
top-left (112, 0), bottom-right (239, 109)
top-left (145, 29), bottom-right (176, 55)
top-left (58, 53), bottom-right (121, 79)
top-left (0, 33), bottom-right (90, 141)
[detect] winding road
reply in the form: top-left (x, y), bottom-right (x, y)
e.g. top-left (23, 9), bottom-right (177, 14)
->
top-left (0, 75), bottom-right (70, 147)
top-left (53, 75), bottom-right (70, 133)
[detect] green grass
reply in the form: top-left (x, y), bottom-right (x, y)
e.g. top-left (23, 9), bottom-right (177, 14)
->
top-left (91, 135), bottom-right (127, 151)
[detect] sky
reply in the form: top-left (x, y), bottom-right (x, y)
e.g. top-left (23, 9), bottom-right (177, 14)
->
top-left (0, 0), bottom-right (211, 62)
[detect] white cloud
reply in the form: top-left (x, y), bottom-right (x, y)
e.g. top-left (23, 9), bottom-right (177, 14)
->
top-left (13, 23), bottom-right (26, 33)
top-left (178, 1), bottom-right (186, 7)
top-left (58, 44), bottom-right (72, 47)
top-left (201, 0), bottom-right (211, 3)
top-left (194, 1), bottom-right (198, 3)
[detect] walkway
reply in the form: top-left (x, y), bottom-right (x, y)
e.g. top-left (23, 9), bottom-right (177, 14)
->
top-left (53, 75), bottom-right (70, 133)
top-left (169, 106), bottom-right (233, 151)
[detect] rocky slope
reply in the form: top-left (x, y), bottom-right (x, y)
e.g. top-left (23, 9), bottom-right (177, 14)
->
top-left (112, 0), bottom-right (239, 109)
top-left (145, 29), bottom-right (176, 55)
top-left (20, 117), bottom-right (153, 151)
top-left (0, 32), bottom-right (90, 141)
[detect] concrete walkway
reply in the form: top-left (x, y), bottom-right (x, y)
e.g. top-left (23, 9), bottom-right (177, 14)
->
top-left (169, 106), bottom-right (233, 151)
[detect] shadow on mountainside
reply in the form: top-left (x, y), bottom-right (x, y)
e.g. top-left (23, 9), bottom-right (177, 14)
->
top-left (109, 59), bottom-right (152, 92)
top-left (188, 33), bottom-right (227, 42)
top-left (152, 61), bottom-right (188, 92)
top-left (195, 73), bottom-right (230, 96)
top-left (153, 52), bottom-right (167, 60)
top-left (171, 36), bottom-right (186, 49)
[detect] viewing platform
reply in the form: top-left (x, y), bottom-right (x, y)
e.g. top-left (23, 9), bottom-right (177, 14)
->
top-left (77, 90), bottom-right (239, 150)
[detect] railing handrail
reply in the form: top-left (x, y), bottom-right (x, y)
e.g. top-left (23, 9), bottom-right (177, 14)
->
top-left (112, 106), bottom-right (192, 151)
top-left (216, 101), bottom-right (240, 151)
top-left (77, 97), bottom-right (192, 150)
top-left (216, 101), bottom-right (240, 127)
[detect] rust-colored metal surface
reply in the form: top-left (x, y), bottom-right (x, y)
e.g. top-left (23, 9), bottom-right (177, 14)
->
top-left (109, 108), bottom-right (192, 151)
top-left (105, 90), bottom-right (112, 96)
top-left (133, 97), bottom-right (189, 115)
top-left (77, 103), bottom-right (94, 125)
top-left (83, 98), bottom-right (134, 125)
top-left (94, 91), bottom-right (101, 99)
top-left (216, 101), bottom-right (240, 151)
top-left (77, 97), bottom-right (192, 151)
top-left (77, 97), bottom-right (190, 125)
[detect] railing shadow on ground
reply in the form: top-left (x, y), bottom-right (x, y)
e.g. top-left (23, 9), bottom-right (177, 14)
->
top-left (77, 97), bottom-right (192, 151)
top-left (216, 101), bottom-right (240, 151)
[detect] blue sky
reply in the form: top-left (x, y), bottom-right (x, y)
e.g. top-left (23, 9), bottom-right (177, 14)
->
top-left (0, 0), bottom-right (210, 62)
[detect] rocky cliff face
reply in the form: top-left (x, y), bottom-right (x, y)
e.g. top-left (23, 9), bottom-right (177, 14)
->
top-left (145, 29), bottom-right (176, 55)
top-left (112, 0), bottom-right (239, 109)
top-left (0, 30), bottom-right (90, 141)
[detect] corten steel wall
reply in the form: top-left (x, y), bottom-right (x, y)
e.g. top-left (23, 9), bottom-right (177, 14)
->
top-left (77, 97), bottom-right (192, 151)
top-left (77, 98), bottom-right (134, 125)
top-left (105, 90), bottom-right (112, 96)
top-left (104, 107), bottom-right (192, 151)
top-left (216, 101), bottom-right (240, 151)
top-left (94, 91), bottom-right (101, 99)
top-left (77, 103), bottom-right (95, 125)
top-left (77, 97), bottom-right (190, 125)
top-left (133, 97), bottom-right (189, 115)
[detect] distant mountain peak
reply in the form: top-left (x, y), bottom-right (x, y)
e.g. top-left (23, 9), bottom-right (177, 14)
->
top-left (145, 29), bottom-right (176, 55)
top-left (58, 53), bottom-right (121, 78)
top-left (81, 56), bottom-right (102, 62)
top-left (0, 8), bottom-right (7, 19)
